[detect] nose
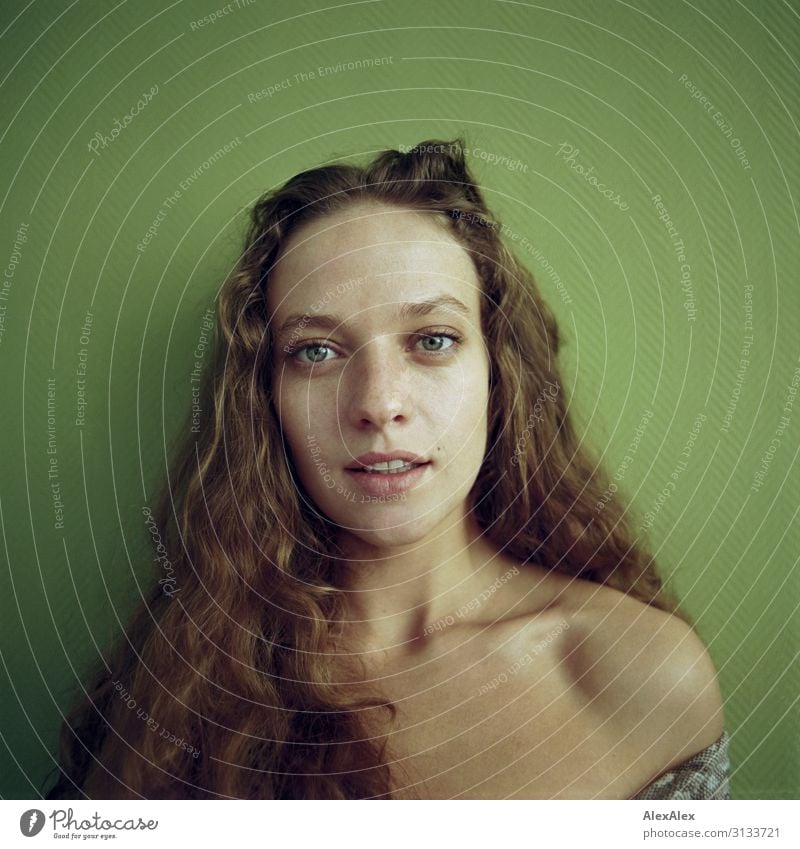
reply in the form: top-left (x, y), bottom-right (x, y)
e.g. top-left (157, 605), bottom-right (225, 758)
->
top-left (341, 337), bottom-right (411, 430)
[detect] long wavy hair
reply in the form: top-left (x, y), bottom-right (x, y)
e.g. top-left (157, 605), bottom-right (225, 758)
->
top-left (46, 139), bottom-right (690, 800)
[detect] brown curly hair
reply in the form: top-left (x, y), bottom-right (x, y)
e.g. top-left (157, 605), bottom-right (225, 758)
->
top-left (46, 139), bottom-right (690, 800)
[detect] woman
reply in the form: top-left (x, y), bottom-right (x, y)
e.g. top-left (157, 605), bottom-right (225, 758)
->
top-left (47, 139), bottom-right (729, 800)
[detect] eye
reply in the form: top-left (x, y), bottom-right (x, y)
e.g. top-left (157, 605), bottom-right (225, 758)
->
top-left (290, 342), bottom-right (337, 365)
top-left (286, 329), bottom-right (463, 367)
top-left (413, 330), bottom-right (462, 354)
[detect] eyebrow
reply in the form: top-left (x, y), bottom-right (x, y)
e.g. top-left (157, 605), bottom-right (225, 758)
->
top-left (273, 295), bottom-right (472, 340)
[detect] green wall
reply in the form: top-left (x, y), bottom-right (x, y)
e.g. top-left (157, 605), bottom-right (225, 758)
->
top-left (1, 0), bottom-right (797, 799)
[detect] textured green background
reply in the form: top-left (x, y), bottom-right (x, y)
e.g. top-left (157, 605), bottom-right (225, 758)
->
top-left (0, 0), bottom-right (797, 800)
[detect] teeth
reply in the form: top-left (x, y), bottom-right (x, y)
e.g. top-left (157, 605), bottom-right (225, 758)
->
top-left (361, 459), bottom-right (420, 473)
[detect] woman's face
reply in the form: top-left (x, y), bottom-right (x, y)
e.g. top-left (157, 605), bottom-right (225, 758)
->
top-left (267, 201), bottom-right (490, 550)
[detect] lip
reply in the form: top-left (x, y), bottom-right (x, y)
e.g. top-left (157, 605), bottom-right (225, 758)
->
top-left (345, 461), bottom-right (430, 497)
top-left (347, 451), bottom-right (429, 469)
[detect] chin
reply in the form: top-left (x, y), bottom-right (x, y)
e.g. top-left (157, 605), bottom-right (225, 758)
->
top-left (334, 512), bottom-right (440, 552)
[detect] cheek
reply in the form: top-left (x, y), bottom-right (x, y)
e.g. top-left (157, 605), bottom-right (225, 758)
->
top-left (426, 365), bottom-right (489, 457)
top-left (462, 391), bottom-right (490, 450)
top-left (449, 354), bottom-right (490, 418)
top-left (461, 363), bottom-right (491, 453)
top-left (274, 377), bottom-right (338, 471)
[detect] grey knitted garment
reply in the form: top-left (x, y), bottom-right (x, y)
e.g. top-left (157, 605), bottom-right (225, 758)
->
top-left (632, 731), bottom-right (731, 799)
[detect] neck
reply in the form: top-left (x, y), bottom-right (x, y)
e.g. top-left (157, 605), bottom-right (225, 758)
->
top-left (332, 507), bottom-right (514, 652)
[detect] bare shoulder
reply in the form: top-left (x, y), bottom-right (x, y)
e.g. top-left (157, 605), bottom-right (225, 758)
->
top-left (555, 578), bottom-right (726, 769)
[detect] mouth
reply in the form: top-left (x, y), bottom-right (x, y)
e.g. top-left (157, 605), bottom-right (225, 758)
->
top-left (350, 459), bottom-right (428, 475)
top-left (346, 451), bottom-right (430, 473)
top-left (344, 458), bottom-right (431, 496)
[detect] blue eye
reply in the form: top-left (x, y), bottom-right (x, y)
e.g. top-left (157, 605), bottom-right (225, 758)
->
top-left (287, 329), bottom-right (463, 366)
top-left (414, 332), bottom-right (461, 353)
top-left (293, 343), bottom-right (335, 365)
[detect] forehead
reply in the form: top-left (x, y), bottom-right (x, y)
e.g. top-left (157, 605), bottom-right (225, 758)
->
top-left (267, 203), bottom-right (483, 316)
